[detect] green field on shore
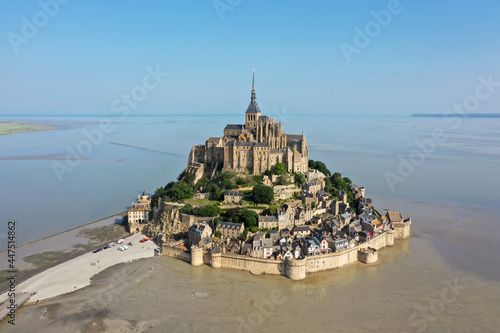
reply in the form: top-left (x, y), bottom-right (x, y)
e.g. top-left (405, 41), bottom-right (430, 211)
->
top-left (0, 122), bottom-right (53, 135)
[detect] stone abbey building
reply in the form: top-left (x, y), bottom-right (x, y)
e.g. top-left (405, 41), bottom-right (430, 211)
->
top-left (184, 71), bottom-right (309, 182)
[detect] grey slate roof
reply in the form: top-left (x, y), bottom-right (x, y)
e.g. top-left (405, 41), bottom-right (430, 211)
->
top-left (259, 215), bottom-right (278, 222)
top-left (225, 124), bottom-right (245, 130)
top-left (287, 134), bottom-right (302, 141)
top-left (225, 190), bottom-right (243, 197)
top-left (218, 222), bottom-right (243, 230)
top-left (225, 141), bottom-right (270, 148)
top-left (245, 100), bottom-right (261, 114)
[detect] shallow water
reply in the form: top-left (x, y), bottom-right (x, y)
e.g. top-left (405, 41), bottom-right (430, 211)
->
top-left (1, 115), bottom-right (499, 327)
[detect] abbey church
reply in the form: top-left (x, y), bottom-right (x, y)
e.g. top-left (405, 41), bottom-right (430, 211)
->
top-left (184, 71), bottom-right (309, 182)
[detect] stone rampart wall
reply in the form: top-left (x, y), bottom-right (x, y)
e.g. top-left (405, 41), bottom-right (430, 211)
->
top-left (162, 232), bottom-right (396, 279)
top-left (220, 254), bottom-right (285, 275)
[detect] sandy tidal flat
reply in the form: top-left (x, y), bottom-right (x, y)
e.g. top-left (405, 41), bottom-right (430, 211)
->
top-left (0, 122), bottom-right (53, 136)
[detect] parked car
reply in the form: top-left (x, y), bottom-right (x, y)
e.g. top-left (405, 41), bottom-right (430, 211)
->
top-left (127, 242), bottom-right (133, 246)
top-left (92, 248), bottom-right (103, 253)
top-left (140, 237), bottom-right (149, 243)
top-left (122, 245), bottom-right (128, 250)
top-left (118, 246), bottom-right (125, 251)
top-left (109, 242), bottom-right (117, 247)
top-left (155, 247), bottom-right (162, 254)
top-left (117, 239), bottom-right (124, 244)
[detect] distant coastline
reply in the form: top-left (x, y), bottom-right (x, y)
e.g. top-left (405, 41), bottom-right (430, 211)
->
top-left (410, 113), bottom-right (500, 118)
top-left (0, 122), bottom-right (53, 136)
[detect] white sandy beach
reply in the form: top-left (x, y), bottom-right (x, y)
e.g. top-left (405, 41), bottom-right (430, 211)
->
top-left (0, 233), bottom-right (156, 304)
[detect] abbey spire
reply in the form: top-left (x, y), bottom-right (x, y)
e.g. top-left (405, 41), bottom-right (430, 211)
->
top-left (245, 68), bottom-right (261, 129)
top-left (251, 68), bottom-right (256, 101)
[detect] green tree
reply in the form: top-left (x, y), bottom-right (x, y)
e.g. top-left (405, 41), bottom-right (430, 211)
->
top-left (151, 186), bottom-right (168, 207)
top-left (236, 177), bottom-right (246, 186)
top-left (294, 173), bottom-right (306, 188)
top-left (252, 175), bottom-right (263, 184)
top-left (234, 208), bottom-right (258, 228)
top-left (311, 201), bottom-right (316, 209)
top-left (195, 204), bottom-right (221, 217)
top-left (252, 184), bottom-right (274, 204)
top-left (166, 181), bottom-right (193, 201)
top-left (268, 204), bottom-right (281, 215)
top-left (180, 203), bottom-right (194, 214)
top-left (183, 173), bottom-right (195, 186)
top-left (274, 162), bottom-right (287, 175)
top-left (194, 177), bottom-right (209, 191)
top-left (214, 231), bottom-right (222, 238)
top-left (308, 160), bottom-right (331, 177)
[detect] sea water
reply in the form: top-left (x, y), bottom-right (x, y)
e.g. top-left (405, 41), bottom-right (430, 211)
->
top-left (0, 114), bottom-right (499, 278)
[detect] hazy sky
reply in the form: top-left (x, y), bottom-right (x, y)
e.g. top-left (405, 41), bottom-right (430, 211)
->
top-left (1, 1), bottom-right (499, 116)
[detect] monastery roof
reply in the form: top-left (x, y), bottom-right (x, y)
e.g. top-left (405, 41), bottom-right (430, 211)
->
top-left (225, 124), bottom-right (245, 130)
top-left (287, 134), bottom-right (302, 141)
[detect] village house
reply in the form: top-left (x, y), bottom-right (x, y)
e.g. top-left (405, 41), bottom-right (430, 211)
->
top-left (269, 230), bottom-right (280, 244)
top-left (258, 215), bottom-right (279, 229)
top-left (304, 179), bottom-right (325, 194)
top-left (252, 238), bottom-right (274, 258)
top-left (329, 237), bottom-right (349, 252)
top-left (277, 204), bottom-right (295, 230)
top-left (216, 221), bottom-right (244, 239)
top-left (128, 202), bottom-right (150, 234)
top-left (293, 225), bottom-right (311, 237)
top-left (224, 190), bottom-right (244, 204)
top-left (188, 223), bottom-right (212, 248)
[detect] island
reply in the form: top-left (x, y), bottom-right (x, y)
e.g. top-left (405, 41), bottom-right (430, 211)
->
top-left (410, 113), bottom-right (500, 118)
top-left (0, 122), bottom-right (53, 136)
top-left (128, 72), bottom-right (411, 281)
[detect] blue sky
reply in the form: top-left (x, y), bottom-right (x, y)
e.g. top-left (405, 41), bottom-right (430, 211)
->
top-left (1, 0), bottom-right (499, 115)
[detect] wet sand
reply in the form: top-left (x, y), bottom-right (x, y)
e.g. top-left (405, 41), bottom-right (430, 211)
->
top-left (0, 214), bottom-right (127, 272)
top-left (1, 200), bottom-right (499, 332)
